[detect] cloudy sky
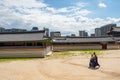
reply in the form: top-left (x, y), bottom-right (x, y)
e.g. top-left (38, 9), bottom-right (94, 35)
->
top-left (0, 0), bottom-right (120, 36)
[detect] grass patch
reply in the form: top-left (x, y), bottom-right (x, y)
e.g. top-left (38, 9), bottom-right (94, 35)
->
top-left (47, 50), bottom-right (103, 59)
top-left (70, 50), bottom-right (102, 55)
top-left (0, 58), bottom-right (39, 62)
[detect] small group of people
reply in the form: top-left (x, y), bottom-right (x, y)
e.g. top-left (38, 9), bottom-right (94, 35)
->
top-left (89, 52), bottom-right (100, 69)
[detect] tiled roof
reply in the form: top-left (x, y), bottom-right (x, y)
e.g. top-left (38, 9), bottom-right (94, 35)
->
top-left (0, 30), bottom-right (46, 42)
top-left (107, 27), bottom-right (120, 35)
top-left (113, 37), bottom-right (120, 41)
top-left (112, 27), bottom-right (120, 32)
top-left (53, 37), bottom-right (115, 43)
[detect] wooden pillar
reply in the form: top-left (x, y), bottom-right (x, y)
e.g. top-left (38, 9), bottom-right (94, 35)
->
top-left (43, 42), bottom-right (46, 47)
top-left (46, 42), bottom-right (47, 46)
top-left (43, 42), bottom-right (45, 47)
top-left (14, 42), bottom-right (16, 46)
top-left (35, 42), bottom-right (37, 46)
top-left (24, 42), bottom-right (27, 46)
top-left (32, 42), bottom-right (34, 46)
top-left (33, 42), bottom-right (37, 46)
top-left (11, 42), bottom-right (14, 46)
top-left (102, 44), bottom-right (107, 50)
top-left (45, 42), bottom-right (47, 47)
top-left (101, 41), bottom-right (107, 50)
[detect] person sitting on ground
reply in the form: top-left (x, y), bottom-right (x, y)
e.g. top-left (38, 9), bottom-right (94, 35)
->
top-left (93, 52), bottom-right (100, 68)
top-left (89, 54), bottom-right (95, 68)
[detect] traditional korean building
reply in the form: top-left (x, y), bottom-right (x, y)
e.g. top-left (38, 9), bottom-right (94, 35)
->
top-left (107, 27), bottom-right (120, 37)
top-left (52, 36), bottom-right (120, 51)
top-left (0, 30), bottom-right (52, 58)
top-left (107, 27), bottom-right (120, 45)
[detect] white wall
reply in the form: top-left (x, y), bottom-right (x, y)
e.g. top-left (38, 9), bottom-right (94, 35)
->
top-left (107, 44), bottom-right (120, 49)
top-left (0, 48), bottom-right (46, 58)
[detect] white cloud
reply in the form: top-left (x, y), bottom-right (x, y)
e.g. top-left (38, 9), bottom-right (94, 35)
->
top-left (98, 2), bottom-right (107, 8)
top-left (76, 2), bottom-right (88, 7)
top-left (46, 7), bottom-right (56, 13)
top-left (1, 0), bottom-right (47, 8)
top-left (0, 0), bottom-right (120, 36)
top-left (57, 8), bottom-right (68, 13)
top-left (74, 9), bottom-right (91, 16)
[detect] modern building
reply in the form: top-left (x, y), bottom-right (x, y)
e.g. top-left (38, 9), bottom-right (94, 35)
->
top-left (95, 28), bottom-right (101, 37)
top-left (71, 34), bottom-right (76, 37)
top-left (0, 27), bottom-right (27, 32)
top-left (79, 30), bottom-right (88, 37)
top-left (100, 24), bottom-right (116, 36)
top-left (0, 27), bottom-right (5, 32)
top-left (91, 34), bottom-right (95, 37)
top-left (50, 31), bottom-right (61, 38)
top-left (95, 24), bottom-right (116, 37)
top-left (5, 28), bottom-right (27, 32)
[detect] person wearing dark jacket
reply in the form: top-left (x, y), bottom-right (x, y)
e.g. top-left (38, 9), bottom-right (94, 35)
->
top-left (89, 52), bottom-right (100, 69)
top-left (93, 52), bottom-right (100, 68)
top-left (89, 54), bottom-right (95, 68)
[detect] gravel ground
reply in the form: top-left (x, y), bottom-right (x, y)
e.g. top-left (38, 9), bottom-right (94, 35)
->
top-left (0, 50), bottom-right (120, 80)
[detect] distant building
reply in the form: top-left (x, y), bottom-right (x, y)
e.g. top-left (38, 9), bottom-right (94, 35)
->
top-left (95, 28), bottom-right (101, 37)
top-left (0, 27), bottom-right (27, 32)
top-left (100, 24), bottom-right (116, 36)
top-left (50, 31), bottom-right (61, 38)
top-left (108, 27), bottom-right (120, 37)
top-left (91, 34), bottom-right (95, 37)
top-left (44, 27), bottom-right (49, 37)
top-left (5, 28), bottom-right (27, 32)
top-left (79, 30), bottom-right (88, 37)
top-left (95, 24), bottom-right (116, 37)
top-left (0, 27), bottom-right (5, 32)
top-left (71, 34), bottom-right (76, 37)
top-left (31, 27), bottom-right (39, 31)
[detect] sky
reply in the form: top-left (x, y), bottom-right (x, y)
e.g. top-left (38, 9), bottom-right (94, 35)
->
top-left (0, 0), bottom-right (120, 36)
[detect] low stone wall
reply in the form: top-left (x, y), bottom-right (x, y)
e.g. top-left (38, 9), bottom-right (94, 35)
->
top-left (53, 44), bottom-right (102, 51)
top-left (53, 43), bottom-right (120, 51)
top-left (0, 47), bottom-right (47, 58)
top-left (107, 44), bottom-right (120, 49)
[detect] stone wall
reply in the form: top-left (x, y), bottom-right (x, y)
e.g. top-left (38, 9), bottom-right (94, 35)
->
top-left (53, 44), bottom-right (102, 51)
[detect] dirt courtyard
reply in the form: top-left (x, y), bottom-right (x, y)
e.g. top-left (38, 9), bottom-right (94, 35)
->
top-left (0, 50), bottom-right (120, 80)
